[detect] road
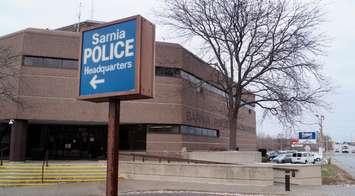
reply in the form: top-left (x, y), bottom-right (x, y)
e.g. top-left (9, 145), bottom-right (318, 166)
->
top-left (332, 153), bottom-right (355, 178)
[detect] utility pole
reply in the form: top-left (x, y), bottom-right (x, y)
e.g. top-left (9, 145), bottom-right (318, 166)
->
top-left (315, 114), bottom-right (325, 156)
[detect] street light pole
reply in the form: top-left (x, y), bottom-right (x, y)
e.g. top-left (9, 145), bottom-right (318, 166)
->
top-left (315, 114), bottom-right (325, 156)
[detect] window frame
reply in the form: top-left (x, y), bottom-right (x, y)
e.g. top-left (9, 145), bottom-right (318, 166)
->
top-left (23, 55), bottom-right (78, 70)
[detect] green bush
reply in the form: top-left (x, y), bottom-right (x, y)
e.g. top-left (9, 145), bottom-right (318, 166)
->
top-left (262, 156), bottom-right (269, 163)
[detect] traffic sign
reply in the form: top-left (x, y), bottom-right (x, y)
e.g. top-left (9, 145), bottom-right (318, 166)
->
top-left (78, 15), bottom-right (155, 102)
top-left (298, 131), bottom-right (317, 144)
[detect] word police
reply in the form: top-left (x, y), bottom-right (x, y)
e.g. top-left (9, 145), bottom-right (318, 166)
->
top-left (83, 29), bottom-right (134, 65)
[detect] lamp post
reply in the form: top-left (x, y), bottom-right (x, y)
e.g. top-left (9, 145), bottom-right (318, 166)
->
top-left (315, 114), bottom-right (325, 157)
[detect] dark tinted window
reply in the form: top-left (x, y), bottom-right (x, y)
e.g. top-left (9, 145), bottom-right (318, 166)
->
top-left (148, 125), bottom-right (179, 134)
top-left (24, 56), bottom-right (44, 66)
top-left (23, 56), bottom-right (78, 69)
top-left (43, 58), bottom-right (62, 67)
top-left (180, 125), bottom-right (218, 137)
top-left (147, 124), bottom-right (218, 138)
top-left (155, 67), bottom-right (180, 77)
top-left (62, 59), bottom-right (78, 69)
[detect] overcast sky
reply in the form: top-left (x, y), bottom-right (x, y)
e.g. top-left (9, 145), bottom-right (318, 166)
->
top-left (1, 0), bottom-right (354, 142)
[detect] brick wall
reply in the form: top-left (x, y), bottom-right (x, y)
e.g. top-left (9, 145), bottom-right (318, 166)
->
top-left (0, 28), bottom-right (257, 152)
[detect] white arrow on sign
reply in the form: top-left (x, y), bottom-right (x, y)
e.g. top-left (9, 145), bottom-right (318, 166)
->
top-left (90, 75), bottom-right (105, 89)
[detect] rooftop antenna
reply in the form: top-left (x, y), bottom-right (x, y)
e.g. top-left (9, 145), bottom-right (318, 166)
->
top-left (90, 0), bottom-right (94, 20)
top-left (76, 1), bottom-right (83, 32)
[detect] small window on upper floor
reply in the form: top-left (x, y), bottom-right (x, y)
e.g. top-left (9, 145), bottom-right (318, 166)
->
top-left (148, 125), bottom-right (179, 134)
top-left (180, 125), bottom-right (219, 138)
top-left (24, 56), bottom-right (44, 66)
top-left (23, 56), bottom-right (78, 69)
top-left (155, 67), bottom-right (180, 77)
top-left (62, 59), bottom-right (78, 69)
top-left (43, 58), bottom-right (62, 68)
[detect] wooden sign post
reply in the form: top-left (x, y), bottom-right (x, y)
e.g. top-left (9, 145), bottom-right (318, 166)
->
top-left (77, 15), bottom-right (155, 196)
top-left (107, 99), bottom-right (120, 195)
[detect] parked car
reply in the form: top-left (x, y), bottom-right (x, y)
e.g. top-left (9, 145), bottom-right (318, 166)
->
top-left (310, 152), bottom-right (322, 163)
top-left (267, 151), bottom-right (279, 161)
top-left (342, 145), bottom-right (350, 153)
top-left (292, 152), bottom-right (315, 164)
top-left (342, 149), bottom-right (350, 153)
top-left (286, 150), bottom-right (297, 154)
top-left (272, 153), bottom-right (293, 164)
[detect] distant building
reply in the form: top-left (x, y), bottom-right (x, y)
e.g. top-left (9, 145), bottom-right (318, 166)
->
top-left (0, 21), bottom-right (257, 161)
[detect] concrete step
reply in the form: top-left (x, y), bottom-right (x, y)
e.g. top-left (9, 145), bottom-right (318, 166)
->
top-left (0, 170), bottom-right (106, 172)
top-left (0, 178), bottom-right (105, 183)
top-left (0, 183), bottom-right (54, 187)
top-left (0, 170), bottom-right (106, 174)
top-left (0, 176), bottom-right (106, 180)
top-left (0, 174), bottom-right (106, 180)
top-left (1, 165), bottom-right (106, 169)
top-left (0, 162), bottom-right (110, 186)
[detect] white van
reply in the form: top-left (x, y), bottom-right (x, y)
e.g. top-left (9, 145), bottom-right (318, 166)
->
top-left (292, 152), bottom-right (315, 164)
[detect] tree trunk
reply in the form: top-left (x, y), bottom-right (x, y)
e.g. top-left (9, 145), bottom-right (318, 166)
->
top-left (228, 110), bottom-right (239, 150)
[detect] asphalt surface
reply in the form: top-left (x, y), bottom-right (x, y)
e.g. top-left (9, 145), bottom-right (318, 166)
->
top-left (332, 153), bottom-right (355, 178)
top-left (120, 191), bottom-right (266, 196)
top-left (1, 180), bottom-right (355, 196)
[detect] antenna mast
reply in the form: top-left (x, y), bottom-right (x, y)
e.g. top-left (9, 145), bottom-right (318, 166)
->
top-left (77, 1), bottom-right (83, 32)
top-left (90, 0), bottom-right (94, 20)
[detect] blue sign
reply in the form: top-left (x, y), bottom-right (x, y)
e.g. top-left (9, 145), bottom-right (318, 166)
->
top-left (299, 132), bottom-right (316, 140)
top-left (298, 131), bottom-right (317, 144)
top-left (79, 19), bottom-right (137, 97)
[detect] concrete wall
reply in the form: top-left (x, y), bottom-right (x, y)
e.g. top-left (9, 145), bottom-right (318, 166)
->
top-left (273, 164), bottom-right (322, 186)
top-left (146, 133), bottom-right (183, 153)
top-left (119, 161), bottom-right (273, 186)
top-left (183, 151), bottom-right (262, 164)
top-left (118, 161), bottom-right (321, 186)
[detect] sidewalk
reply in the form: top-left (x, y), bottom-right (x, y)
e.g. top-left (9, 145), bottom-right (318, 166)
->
top-left (0, 179), bottom-right (355, 196)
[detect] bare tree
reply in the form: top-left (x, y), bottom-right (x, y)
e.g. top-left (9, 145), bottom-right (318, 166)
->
top-left (0, 46), bottom-right (19, 104)
top-left (257, 131), bottom-right (274, 150)
top-left (160, 0), bottom-right (331, 150)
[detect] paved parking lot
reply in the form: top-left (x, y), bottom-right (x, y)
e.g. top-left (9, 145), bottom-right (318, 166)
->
top-left (332, 153), bottom-right (355, 178)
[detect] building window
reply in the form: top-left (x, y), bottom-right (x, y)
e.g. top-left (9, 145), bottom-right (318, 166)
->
top-left (24, 56), bottom-right (44, 66)
top-left (155, 67), bottom-right (180, 77)
top-left (180, 125), bottom-right (219, 137)
top-left (23, 56), bottom-right (78, 69)
top-left (62, 59), bottom-right (78, 69)
top-left (43, 58), bottom-right (62, 67)
top-left (148, 125), bottom-right (179, 134)
top-left (180, 70), bottom-right (255, 111)
top-left (147, 124), bottom-right (219, 138)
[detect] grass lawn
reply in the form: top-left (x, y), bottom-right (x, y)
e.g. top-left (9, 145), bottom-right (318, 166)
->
top-left (322, 164), bottom-right (355, 185)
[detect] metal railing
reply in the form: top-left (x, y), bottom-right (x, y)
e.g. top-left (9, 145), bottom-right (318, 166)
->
top-left (0, 147), bottom-right (9, 166)
top-left (41, 149), bottom-right (49, 183)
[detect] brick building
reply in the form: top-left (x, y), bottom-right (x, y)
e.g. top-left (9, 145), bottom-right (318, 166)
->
top-left (0, 21), bottom-right (257, 161)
